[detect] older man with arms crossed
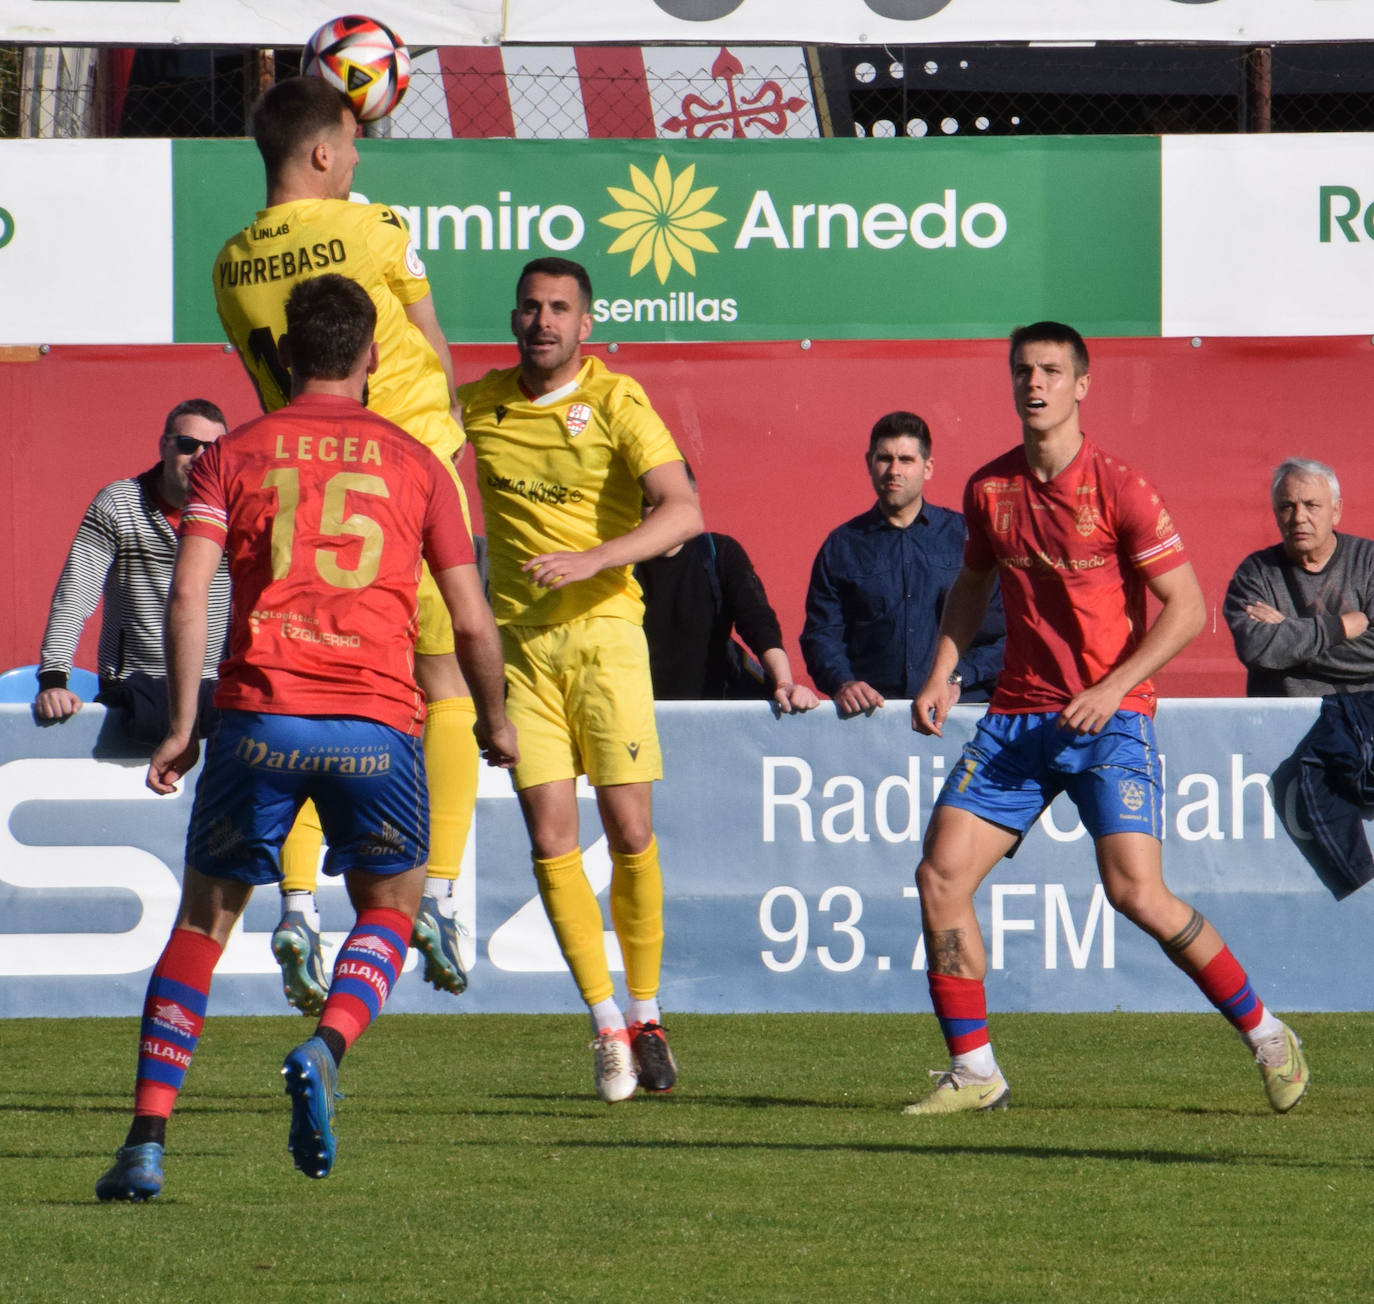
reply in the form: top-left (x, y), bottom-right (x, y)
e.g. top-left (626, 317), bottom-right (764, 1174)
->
top-left (1227, 458), bottom-right (1374, 898)
top-left (1225, 457), bottom-right (1374, 696)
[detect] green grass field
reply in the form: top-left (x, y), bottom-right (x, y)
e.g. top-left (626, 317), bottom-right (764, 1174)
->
top-left (3, 1012), bottom-right (1371, 1303)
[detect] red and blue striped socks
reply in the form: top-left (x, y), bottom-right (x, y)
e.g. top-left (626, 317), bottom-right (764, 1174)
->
top-left (1192, 945), bottom-right (1280, 1042)
top-left (132, 927), bottom-right (223, 1120)
top-left (928, 971), bottom-right (1000, 1074)
top-left (317, 907), bottom-right (410, 1050)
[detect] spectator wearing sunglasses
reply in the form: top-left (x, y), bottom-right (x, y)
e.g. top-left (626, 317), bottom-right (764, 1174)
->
top-left (34, 399), bottom-right (232, 738)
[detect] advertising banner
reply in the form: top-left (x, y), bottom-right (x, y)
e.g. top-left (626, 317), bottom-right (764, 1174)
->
top-left (1163, 134), bottom-right (1374, 338)
top-left (3, 700), bottom-right (1371, 1019)
top-left (504, 0), bottom-right (1374, 46)
top-left (0, 141), bottom-right (172, 344)
top-left (8, 134), bottom-right (1374, 345)
top-left (172, 136), bottom-right (1161, 345)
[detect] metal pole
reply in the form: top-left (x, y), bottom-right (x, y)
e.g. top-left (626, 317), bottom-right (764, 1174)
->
top-left (1244, 45), bottom-right (1272, 134)
top-left (244, 48), bottom-right (275, 127)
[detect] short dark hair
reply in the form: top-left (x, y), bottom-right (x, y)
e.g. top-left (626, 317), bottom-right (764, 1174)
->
top-left (251, 76), bottom-right (355, 183)
top-left (868, 411), bottom-right (932, 459)
top-left (284, 274), bottom-right (376, 381)
top-left (517, 257), bottom-right (593, 310)
top-left (1009, 321), bottom-right (1090, 376)
top-left (163, 398), bottom-right (226, 437)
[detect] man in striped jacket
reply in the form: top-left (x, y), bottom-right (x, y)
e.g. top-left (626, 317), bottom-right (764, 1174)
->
top-left (34, 399), bottom-right (232, 740)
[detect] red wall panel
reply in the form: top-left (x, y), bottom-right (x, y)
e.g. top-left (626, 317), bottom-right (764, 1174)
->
top-left (6, 336), bottom-right (1373, 700)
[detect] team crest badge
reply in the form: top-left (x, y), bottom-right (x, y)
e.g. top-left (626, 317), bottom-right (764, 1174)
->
top-left (1075, 504), bottom-right (1099, 537)
top-left (1118, 779), bottom-right (1146, 812)
top-left (1155, 508), bottom-right (1174, 539)
top-left (566, 403), bottom-right (592, 438)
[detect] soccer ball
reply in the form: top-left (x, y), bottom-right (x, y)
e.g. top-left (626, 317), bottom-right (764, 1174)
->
top-left (301, 14), bottom-right (411, 122)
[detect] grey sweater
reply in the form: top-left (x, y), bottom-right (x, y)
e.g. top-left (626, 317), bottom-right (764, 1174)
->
top-left (1223, 533), bottom-right (1374, 696)
top-left (38, 466), bottom-right (230, 690)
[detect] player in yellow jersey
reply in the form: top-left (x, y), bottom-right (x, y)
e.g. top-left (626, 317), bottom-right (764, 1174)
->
top-left (458, 257), bottom-right (702, 1102)
top-left (212, 76), bottom-right (478, 1011)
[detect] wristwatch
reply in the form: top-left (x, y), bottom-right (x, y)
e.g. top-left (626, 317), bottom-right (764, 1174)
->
top-left (947, 670), bottom-right (965, 688)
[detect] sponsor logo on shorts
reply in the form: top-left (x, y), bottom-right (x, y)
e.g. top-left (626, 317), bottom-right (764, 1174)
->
top-left (232, 735), bottom-right (392, 776)
top-left (565, 402), bottom-right (592, 437)
top-left (625, 741), bottom-right (641, 760)
top-left (1119, 778), bottom-right (1146, 812)
top-left (357, 821), bottom-right (407, 857)
top-left (207, 815), bottom-right (244, 858)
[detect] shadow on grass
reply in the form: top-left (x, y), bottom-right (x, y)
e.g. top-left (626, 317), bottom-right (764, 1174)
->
top-left (524, 1136), bottom-right (1361, 1169)
top-left (472, 1090), bottom-right (1289, 1121)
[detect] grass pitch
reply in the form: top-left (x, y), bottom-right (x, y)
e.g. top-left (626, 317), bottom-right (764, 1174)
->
top-left (3, 1012), bottom-right (1371, 1303)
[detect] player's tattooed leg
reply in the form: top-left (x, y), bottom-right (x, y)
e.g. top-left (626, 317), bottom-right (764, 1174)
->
top-left (1163, 908), bottom-right (1206, 954)
top-left (927, 929), bottom-right (967, 975)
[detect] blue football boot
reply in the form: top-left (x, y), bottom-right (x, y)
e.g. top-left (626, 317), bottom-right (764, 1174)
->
top-left (282, 1036), bottom-right (339, 1179)
top-left (95, 1142), bottom-right (164, 1202)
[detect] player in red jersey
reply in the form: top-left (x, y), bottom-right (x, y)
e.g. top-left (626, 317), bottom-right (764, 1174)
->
top-left (904, 321), bottom-right (1307, 1117)
top-left (95, 275), bottom-right (517, 1201)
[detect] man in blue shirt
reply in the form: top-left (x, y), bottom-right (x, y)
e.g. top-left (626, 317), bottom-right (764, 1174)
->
top-left (801, 411), bottom-right (1004, 716)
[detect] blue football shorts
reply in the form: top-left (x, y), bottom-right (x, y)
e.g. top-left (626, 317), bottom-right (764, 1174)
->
top-left (935, 709), bottom-right (1163, 843)
top-left (184, 710), bottom-right (428, 885)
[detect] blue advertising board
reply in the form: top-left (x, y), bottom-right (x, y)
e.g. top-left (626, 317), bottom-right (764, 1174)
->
top-left (2, 699), bottom-right (1370, 1018)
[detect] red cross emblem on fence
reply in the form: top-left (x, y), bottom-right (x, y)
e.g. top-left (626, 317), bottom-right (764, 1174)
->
top-left (662, 47), bottom-right (809, 139)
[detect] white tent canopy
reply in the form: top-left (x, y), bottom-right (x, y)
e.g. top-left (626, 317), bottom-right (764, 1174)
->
top-left (4, 0), bottom-right (1372, 47)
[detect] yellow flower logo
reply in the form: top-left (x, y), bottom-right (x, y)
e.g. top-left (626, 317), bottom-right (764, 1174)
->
top-left (600, 156), bottom-right (727, 284)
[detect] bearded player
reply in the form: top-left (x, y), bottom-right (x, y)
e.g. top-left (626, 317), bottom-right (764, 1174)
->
top-left (458, 258), bottom-right (702, 1102)
top-left (96, 275), bottom-right (516, 1200)
top-left (905, 321), bottom-right (1308, 1116)
top-left (213, 75), bottom-right (477, 1010)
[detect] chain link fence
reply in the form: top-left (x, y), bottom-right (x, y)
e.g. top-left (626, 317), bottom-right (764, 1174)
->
top-left (4, 41), bottom-right (1373, 140)
top-left (821, 43), bottom-right (1374, 138)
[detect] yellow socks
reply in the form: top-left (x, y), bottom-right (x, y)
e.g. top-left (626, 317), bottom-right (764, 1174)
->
top-left (423, 696), bottom-right (479, 886)
top-left (609, 837), bottom-right (664, 1003)
top-left (533, 848), bottom-right (614, 1006)
top-left (279, 799), bottom-right (324, 895)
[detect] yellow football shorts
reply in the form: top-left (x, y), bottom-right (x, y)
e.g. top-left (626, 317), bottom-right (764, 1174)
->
top-left (415, 459), bottom-right (474, 659)
top-left (501, 615), bottom-right (662, 791)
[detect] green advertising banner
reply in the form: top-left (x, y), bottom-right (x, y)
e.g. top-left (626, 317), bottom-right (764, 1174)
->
top-left (172, 137), bottom-right (1161, 345)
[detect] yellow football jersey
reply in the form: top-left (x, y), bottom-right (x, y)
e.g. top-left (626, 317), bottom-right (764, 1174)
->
top-left (213, 197), bottom-right (462, 459)
top-left (458, 356), bottom-right (682, 628)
